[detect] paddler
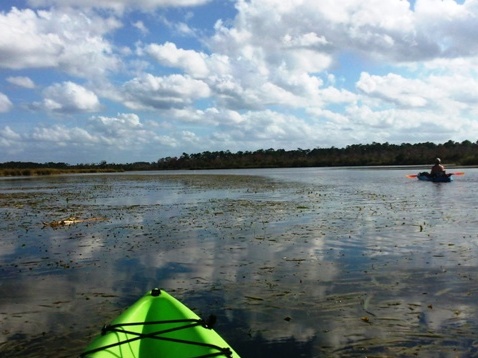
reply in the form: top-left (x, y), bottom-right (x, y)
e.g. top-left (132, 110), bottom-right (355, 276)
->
top-left (430, 158), bottom-right (446, 177)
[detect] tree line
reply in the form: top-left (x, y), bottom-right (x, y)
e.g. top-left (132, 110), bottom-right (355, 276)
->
top-left (0, 160), bottom-right (149, 176)
top-left (1, 140), bottom-right (477, 175)
top-left (157, 140), bottom-right (478, 170)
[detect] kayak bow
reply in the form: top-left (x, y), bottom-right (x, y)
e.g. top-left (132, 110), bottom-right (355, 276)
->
top-left (81, 288), bottom-right (240, 358)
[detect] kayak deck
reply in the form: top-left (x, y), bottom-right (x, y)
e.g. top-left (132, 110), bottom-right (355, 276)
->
top-left (81, 288), bottom-right (240, 358)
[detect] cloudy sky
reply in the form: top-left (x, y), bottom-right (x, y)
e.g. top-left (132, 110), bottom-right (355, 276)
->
top-left (0, 0), bottom-right (477, 164)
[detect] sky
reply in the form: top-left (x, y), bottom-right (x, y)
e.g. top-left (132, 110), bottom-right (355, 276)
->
top-left (0, 0), bottom-right (477, 164)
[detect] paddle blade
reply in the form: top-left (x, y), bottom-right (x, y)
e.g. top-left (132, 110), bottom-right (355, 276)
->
top-left (451, 172), bottom-right (465, 176)
top-left (406, 174), bottom-right (418, 178)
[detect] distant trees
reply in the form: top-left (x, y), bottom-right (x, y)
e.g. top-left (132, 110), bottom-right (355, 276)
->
top-left (156, 140), bottom-right (478, 170)
top-left (0, 161), bottom-right (70, 169)
top-left (1, 140), bottom-right (478, 176)
top-left (0, 161), bottom-right (154, 176)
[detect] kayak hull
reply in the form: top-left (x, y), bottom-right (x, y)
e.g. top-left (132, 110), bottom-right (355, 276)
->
top-left (81, 289), bottom-right (240, 358)
top-left (417, 172), bottom-right (453, 182)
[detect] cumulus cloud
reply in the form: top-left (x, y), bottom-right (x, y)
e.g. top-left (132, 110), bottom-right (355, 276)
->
top-left (86, 113), bottom-right (182, 151)
top-left (143, 42), bottom-right (210, 77)
top-left (211, 1), bottom-right (337, 73)
top-left (89, 113), bottom-right (143, 139)
top-left (139, 40), bottom-right (333, 111)
top-left (132, 20), bottom-right (148, 34)
top-left (122, 73), bottom-right (211, 110)
top-left (31, 125), bottom-right (97, 145)
top-left (0, 7), bottom-right (121, 78)
top-left (93, 113), bottom-right (141, 128)
top-left (167, 106), bottom-right (244, 126)
top-left (33, 82), bottom-right (101, 113)
top-left (2, 0), bottom-right (478, 163)
top-left (240, 110), bottom-right (316, 142)
top-left (211, 0), bottom-right (478, 69)
top-left (415, 0), bottom-right (478, 58)
top-left (0, 126), bottom-right (21, 147)
top-left (204, 107), bottom-right (244, 125)
top-left (6, 76), bottom-right (35, 88)
top-left (27, 0), bottom-right (211, 13)
top-left (0, 93), bottom-right (13, 112)
top-left (357, 73), bottom-right (429, 108)
top-left (356, 70), bottom-right (478, 119)
top-left (22, 113), bottom-right (177, 162)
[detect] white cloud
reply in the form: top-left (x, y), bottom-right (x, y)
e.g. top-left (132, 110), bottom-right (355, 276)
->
top-left (31, 125), bottom-right (97, 146)
top-left (169, 107), bottom-right (244, 126)
top-left (239, 110), bottom-right (316, 142)
top-left (0, 7), bottom-right (121, 78)
top-left (0, 126), bottom-right (21, 148)
top-left (20, 113), bottom-right (179, 162)
top-left (132, 20), bottom-right (148, 34)
top-left (282, 32), bottom-right (329, 48)
top-left (27, 0), bottom-right (211, 13)
top-left (0, 93), bottom-right (13, 112)
top-left (89, 113), bottom-right (143, 140)
top-left (356, 70), bottom-right (478, 118)
top-left (139, 40), bottom-right (343, 111)
top-left (92, 113), bottom-right (141, 129)
top-left (86, 113), bottom-right (180, 151)
top-left (122, 73), bottom-right (211, 110)
top-left (181, 130), bottom-right (201, 144)
top-left (6, 76), bottom-right (35, 88)
top-left (211, 0), bottom-right (478, 69)
top-left (1, 0), bottom-right (478, 163)
top-left (90, 116), bottom-right (144, 146)
top-left (357, 72), bottom-right (429, 108)
top-left (415, 0), bottom-right (478, 57)
top-left (34, 82), bottom-right (101, 113)
top-left (204, 107), bottom-right (245, 125)
top-left (143, 42), bottom-right (210, 77)
top-left (196, 109), bottom-right (322, 150)
top-left (154, 108), bottom-right (328, 153)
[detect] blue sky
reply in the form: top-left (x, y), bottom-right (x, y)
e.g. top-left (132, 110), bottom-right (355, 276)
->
top-left (1, 0), bottom-right (477, 164)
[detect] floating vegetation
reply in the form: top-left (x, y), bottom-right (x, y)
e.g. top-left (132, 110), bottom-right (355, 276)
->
top-left (1, 169), bottom-right (478, 357)
top-left (42, 216), bottom-right (108, 228)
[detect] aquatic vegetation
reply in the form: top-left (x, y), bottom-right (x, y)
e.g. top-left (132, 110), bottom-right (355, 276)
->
top-left (42, 216), bottom-right (107, 228)
top-left (1, 169), bottom-right (478, 357)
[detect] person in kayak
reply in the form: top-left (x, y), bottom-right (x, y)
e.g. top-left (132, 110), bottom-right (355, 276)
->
top-left (430, 158), bottom-right (446, 177)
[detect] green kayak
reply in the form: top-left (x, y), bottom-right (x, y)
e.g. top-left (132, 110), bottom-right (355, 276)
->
top-left (81, 288), bottom-right (240, 358)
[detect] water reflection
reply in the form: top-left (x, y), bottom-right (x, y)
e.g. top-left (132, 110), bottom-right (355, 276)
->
top-left (1, 169), bottom-right (478, 357)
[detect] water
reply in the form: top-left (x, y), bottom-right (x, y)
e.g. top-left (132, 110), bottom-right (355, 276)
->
top-left (1, 167), bottom-right (478, 357)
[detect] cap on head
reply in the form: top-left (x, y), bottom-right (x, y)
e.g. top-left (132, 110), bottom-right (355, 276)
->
top-left (435, 158), bottom-right (441, 164)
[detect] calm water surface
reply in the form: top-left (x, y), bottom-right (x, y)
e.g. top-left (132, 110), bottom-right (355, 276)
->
top-left (1, 167), bottom-right (478, 357)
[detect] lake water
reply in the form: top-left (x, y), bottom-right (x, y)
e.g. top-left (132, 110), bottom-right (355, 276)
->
top-left (1, 167), bottom-right (478, 357)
